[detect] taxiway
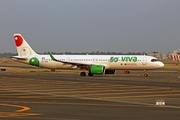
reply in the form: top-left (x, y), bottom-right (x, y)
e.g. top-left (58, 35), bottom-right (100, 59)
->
top-left (0, 71), bottom-right (180, 120)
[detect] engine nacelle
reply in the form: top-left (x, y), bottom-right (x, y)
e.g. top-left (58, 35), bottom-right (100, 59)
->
top-left (105, 70), bottom-right (116, 74)
top-left (89, 65), bottom-right (105, 74)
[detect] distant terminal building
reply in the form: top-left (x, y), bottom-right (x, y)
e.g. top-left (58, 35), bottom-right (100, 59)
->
top-left (147, 52), bottom-right (168, 60)
top-left (169, 49), bottom-right (180, 61)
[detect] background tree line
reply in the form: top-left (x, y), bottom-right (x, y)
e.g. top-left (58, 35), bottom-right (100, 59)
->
top-left (0, 51), bottom-right (147, 58)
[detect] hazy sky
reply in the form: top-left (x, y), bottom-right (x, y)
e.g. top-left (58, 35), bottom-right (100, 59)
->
top-left (0, 0), bottom-right (180, 53)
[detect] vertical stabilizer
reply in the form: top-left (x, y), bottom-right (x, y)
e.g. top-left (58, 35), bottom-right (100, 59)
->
top-left (14, 34), bottom-right (37, 57)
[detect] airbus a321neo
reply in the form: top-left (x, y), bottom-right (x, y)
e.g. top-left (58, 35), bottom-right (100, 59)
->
top-left (12, 34), bottom-right (164, 77)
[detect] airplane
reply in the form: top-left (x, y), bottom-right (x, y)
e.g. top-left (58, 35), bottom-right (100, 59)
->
top-left (12, 34), bottom-right (164, 77)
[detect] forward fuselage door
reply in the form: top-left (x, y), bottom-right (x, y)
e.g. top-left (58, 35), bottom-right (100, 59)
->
top-left (142, 57), bottom-right (147, 65)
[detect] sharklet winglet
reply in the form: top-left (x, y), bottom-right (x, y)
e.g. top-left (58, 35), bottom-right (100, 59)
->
top-left (48, 51), bottom-right (59, 62)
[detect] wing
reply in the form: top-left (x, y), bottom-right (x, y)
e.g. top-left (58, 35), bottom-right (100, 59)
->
top-left (48, 52), bottom-right (110, 70)
top-left (48, 52), bottom-right (93, 67)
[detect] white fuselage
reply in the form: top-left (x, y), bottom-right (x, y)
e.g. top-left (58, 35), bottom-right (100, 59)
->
top-left (12, 34), bottom-right (164, 77)
top-left (19, 54), bottom-right (164, 70)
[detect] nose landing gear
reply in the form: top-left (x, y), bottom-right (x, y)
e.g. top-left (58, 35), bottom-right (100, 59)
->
top-left (144, 70), bottom-right (148, 77)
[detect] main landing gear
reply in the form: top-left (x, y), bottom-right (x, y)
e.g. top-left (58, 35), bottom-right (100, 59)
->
top-left (88, 72), bottom-right (93, 76)
top-left (144, 70), bottom-right (148, 77)
top-left (80, 72), bottom-right (93, 76)
top-left (80, 72), bottom-right (86, 76)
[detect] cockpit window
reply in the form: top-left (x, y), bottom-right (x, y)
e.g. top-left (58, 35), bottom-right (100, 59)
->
top-left (151, 59), bottom-right (158, 62)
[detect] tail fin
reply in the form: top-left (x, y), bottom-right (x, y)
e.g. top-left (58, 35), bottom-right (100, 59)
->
top-left (14, 34), bottom-right (37, 57)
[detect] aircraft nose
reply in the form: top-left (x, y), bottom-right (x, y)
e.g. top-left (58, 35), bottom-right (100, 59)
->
top-left (159, 62), bottom-right (164, 68)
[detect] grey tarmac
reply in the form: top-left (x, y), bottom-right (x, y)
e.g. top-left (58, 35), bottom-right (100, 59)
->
top-left (0, 71), bottom-right (180, 120)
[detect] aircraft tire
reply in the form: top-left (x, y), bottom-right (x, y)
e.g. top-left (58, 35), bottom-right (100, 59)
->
top-left (80, 72), bottom-right (86, 76)
top-left (144, 74), bottom-right (148, 77)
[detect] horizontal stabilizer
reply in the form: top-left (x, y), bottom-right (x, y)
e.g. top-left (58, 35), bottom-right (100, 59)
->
top-left (11, 56), bottom-right (28, 60)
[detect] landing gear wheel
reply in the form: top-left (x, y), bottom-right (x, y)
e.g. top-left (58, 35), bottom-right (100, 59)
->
top-left (88, 72), bottom-right (93, 76)
top-left (80, 72), bottom-right (86, 76)
top-left (144, 70), bottom-right (148, 77)
top-left (144, 74), bottom-right (148, 77)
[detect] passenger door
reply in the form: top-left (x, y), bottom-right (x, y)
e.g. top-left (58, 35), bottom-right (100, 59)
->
top-left (142, 57), bottom-right (147, 65)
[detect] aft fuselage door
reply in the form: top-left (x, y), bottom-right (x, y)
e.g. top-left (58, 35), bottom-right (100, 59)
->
top-left (142, 57), bottom-right (147, 65)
